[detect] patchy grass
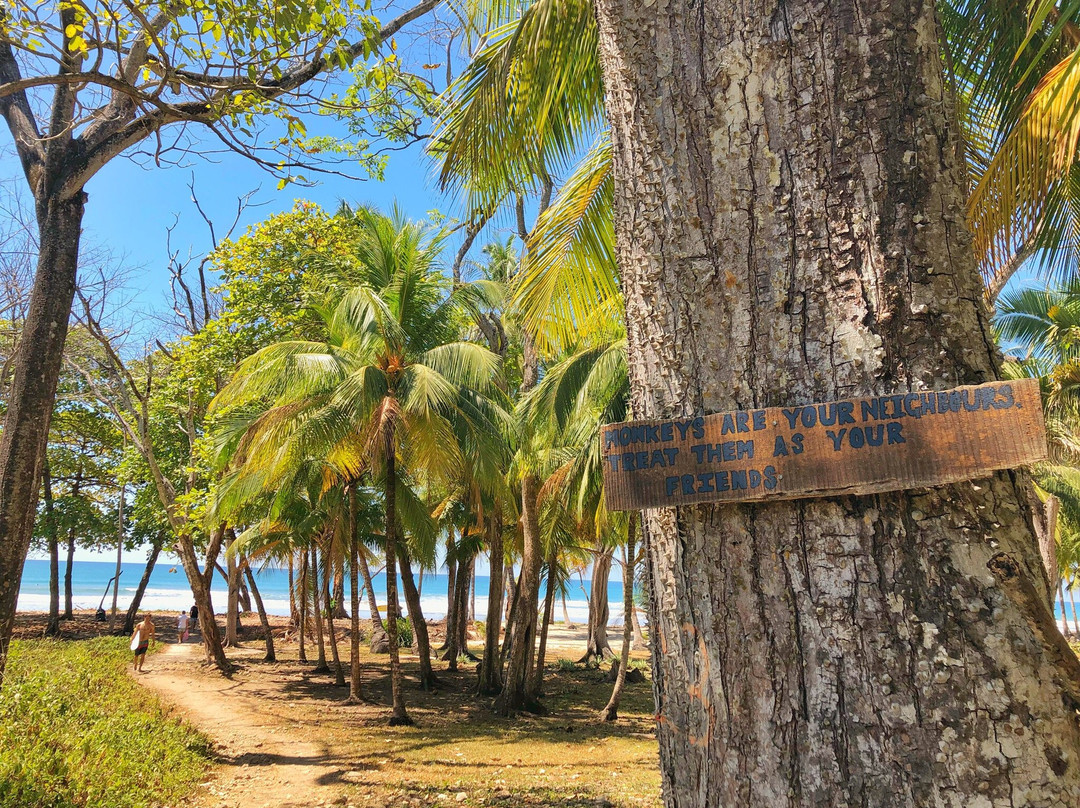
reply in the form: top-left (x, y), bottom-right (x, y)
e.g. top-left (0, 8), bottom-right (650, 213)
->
top-left (0, 637), bottom-right (211, 808)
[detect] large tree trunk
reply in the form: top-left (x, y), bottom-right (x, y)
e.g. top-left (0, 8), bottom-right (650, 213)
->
top-left (398, 552), bottom-right (436, 691)
top-left (41, 456), bottom-right (60, 637)
top-left (243, 561), bottom-right (274, 661)
top-left (593, 0), bottom-right (1080, 804)
top-left (175, 533), bottom-right (230, 671)
top-left (600, 516), bottom-right (637, 722)
top-left (0, 192), bottom-right (84, 686)
top-left (123, 542), bottom-right (162, 635)
top-left (478, 515), bottom-right (505, 695)
top-left (347, 486), bottom-right (363, 702)
top-left (385, 426), bottom-right (413, 726)
top-left (495, 472), bottom-right (544, 715)
top-left (578, 546), bottom-right (614, 664)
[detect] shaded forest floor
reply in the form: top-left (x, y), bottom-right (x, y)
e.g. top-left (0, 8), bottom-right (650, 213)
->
top-left (14, 612), bottom-right (662, 808)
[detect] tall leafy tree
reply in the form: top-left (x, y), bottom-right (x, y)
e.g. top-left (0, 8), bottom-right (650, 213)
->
top-left (213, 207), bottom-right (505, 725)
top-left (0, 0), bottom-right (441, 686)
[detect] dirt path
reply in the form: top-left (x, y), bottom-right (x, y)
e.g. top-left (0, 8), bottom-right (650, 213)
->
top-left (137, 643), bottom-right (351, 808)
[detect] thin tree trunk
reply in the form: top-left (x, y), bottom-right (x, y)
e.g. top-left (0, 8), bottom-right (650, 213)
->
top-left (42, 457), bottom-right (60, 637)
top-left (398, 552), bottom-right (436, 691)
top-left (478, 515), bottom-right (505, 695)
top-left (592, 0), bottom-right (1080, 801)
top-left (561, 594), bottom-right (575, 629)
top-left (333, 567), bottom-right (347, 619)
top-left (298, 549), bottom-right (308, 663)
top-left (1061, 580), bottom-right (1071, 637)
top-left (324, 545), bottom-right (346, 687)
top-left (600, 516), bottom-right (637, 722)
top-left (123, 542), bottom-right (161, 635)
top-left (1067, 578), bottom-right (1075, 639)
top-left (631, 602), bottom-right (645, 648)
top-left (175, 533), bottom-right (229, 671)
top-left (243, 563), bottom-right (275, 662)
top-left (226, 543), bottom-right (240, 647)
top-left (347, 485), bottom-right (363, 703)
top-left (443, 551), bottom-right (472, 669)
top-left (358, 546), bottom-right (387, 651)
top-left (496, 472), bottom-right (544, 715)
top-left (288, 554), bottom-right (297, 628)
top-left (0, 192), bottom-right (85, 687)
top-left (458, 556), bottom-right (474, 658)
top-left (441, 531), bottom-right (457, 652)
top-left (503, 562), bottom-right (517, 623)
top-left (310, 544), bottom-right (328, 673)
top-left (579, 547), bottom-right (614, 663)
top-left (63, 530), bottom-right (75, 619)
top-left (108, 480), bottom-right (125, 631)
top-left (385, 424), bottom-right (413, 726)
top-left (528, 548), bottom-right (558, 697)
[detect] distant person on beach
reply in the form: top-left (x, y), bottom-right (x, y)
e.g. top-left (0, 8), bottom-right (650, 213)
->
top-left (189, 603), bottom-right (199, 623)
top-left (131, 613), bottom-right (156, 672)
top-left (177, 610), bottom-right (190, 643)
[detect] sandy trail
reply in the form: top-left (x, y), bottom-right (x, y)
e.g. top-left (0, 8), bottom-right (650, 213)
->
top-left (137, 643), bottom-right (350, 808)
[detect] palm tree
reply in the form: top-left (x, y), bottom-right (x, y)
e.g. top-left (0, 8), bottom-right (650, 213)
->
top-left (212, 208), bottom-right (505, 725)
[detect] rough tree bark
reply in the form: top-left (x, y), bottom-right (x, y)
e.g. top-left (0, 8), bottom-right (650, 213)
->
top-left (592, 0), bottom-right (1080, 804)
top-left (578, 546), bottom-right (614, 664)
top-left (0, 188), bottom-right (84, 684)
top-left (478, 515), bottom-right (505, 695)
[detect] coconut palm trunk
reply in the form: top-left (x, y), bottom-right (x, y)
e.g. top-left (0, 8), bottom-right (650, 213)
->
top-left (591, 0), bottom-right (1080, 803)
top-left (323, 545), bottom-right (346, 687)
top-left (298, 549), bottom-right (308, 662)
top-left (310, 544), bottom-right (329, 673)
top-left (528, 548), bottom-right (558, 697)
top-left (578, 546), bottom-right (614, 664)
top-left (358, 547), bottom-right (387, 651)
top-left (347, 486), bottom-right (363, 702)
top-left (478, 515), bottom-right (505, 695)
top-left (385, 422), bottom-right (413, 726)
top-left (243, 564), bottom-right (275, 662)
top-left (398, 550), bottom-right (436, 691)
top-left (600, 515), bottom-right (636, 722)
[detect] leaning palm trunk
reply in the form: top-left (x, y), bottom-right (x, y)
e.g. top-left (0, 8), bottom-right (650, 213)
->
top-left (298, 549), bottom-right (308, 662)
top-left (441, 533), bottom-right (457, 652)
top-left (478, 515), bottom-right (505, 695)
top-left (592, 0), bottom-right (1080, 802)
top-left (244, 564), bottom-right (275, 662)
top-left (398, 552), bottom-right (436, 691)
top-left (358, 547), bottom-right (388, 651)
top-left (600, 516), bottom-right (636, 722)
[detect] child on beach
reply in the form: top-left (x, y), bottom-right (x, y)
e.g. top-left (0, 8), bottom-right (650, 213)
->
top-left (130, 613), bottom-right (156, 672)
top-left (177, 610), bottom-right (190, 643)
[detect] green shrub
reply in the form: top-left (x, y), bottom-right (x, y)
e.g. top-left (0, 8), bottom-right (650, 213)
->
top-left (556, 658), bottom-right (576, 672)
top-left (395, 617), bottom-right (413, 648)
top-left (0, 637), bottom-right (211, 808)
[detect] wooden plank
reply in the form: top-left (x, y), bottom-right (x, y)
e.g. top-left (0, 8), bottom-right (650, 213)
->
top-left (602, 379), bottom-right (1047, 511)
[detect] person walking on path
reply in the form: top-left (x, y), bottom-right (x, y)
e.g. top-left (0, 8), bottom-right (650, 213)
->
top-left (131, 613), bottom-right (156, 672)
top-left (177, 611), bottom-right (190, 643)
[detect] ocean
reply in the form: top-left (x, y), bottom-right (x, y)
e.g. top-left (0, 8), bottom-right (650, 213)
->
top-left (17, 558), bottom-right (629, 624)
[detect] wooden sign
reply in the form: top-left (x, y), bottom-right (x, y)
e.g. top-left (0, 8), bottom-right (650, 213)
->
top-left (602, 379), bottom-right (1047, 510)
